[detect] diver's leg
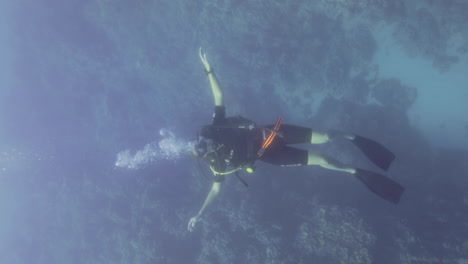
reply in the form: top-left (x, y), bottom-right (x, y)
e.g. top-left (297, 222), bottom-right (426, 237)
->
top-left (311, 131), bottom-right (330, 144)
top-left (306, 150), bottom-right (404, 203)
top-left (267, 146), bottom-right (358, 174)
top-left (263, 123), bottom-right (394, 169)
top-left (310, 131), bottom-right (354, 144)
top-left (324, 130), bottom-right (356, 142)
top-left (260, 146), bottom-right (355, 173)
top-left (266, 124), bottom-right (353, 144)
top-left (307, 150), bottom-right (356, 174)
top-left (261, 147), bottom-right (404, 203)
top-left (267, 124), bottom-right (330, 144)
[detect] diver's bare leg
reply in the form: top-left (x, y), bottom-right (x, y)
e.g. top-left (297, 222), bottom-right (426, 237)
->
top-left (307, 150), bottom-right (356, 174)
top-left (310, 131), bottom-right (330, 144)
top-left (311, 130), bottom-right (355, 144)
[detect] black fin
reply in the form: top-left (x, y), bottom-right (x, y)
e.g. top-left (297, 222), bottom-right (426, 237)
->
top-left (352, 136), bottom-right (395, 171)
top-left (354, 169), bottom-right (404, 204)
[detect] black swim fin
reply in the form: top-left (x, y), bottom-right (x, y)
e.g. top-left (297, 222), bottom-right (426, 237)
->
top-left (352, 136), bottom-right (395, 171)
top-left (354, 169), bottom-right (404, 204)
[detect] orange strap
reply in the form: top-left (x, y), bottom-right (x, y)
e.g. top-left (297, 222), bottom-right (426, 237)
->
top-left (258, 117), bottom-right (283, 158)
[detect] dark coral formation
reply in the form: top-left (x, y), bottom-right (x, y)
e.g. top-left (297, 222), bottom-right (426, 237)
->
top-left (371, 79), bottom-right (418, 110)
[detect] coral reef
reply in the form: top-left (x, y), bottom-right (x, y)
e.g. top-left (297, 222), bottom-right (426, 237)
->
top-left (371, 78), bottom-right (418, 110)
top-left (294, 202), bottom-right (375, 264)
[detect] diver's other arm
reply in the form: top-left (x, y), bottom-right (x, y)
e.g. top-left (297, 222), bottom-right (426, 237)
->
top-left (188, 181), bottom-right (222, 232)
top-left (199, 48), bottom-right (223, 106)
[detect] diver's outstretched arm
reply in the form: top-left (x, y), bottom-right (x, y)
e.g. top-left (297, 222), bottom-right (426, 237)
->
top-left (188, 181), bottom-right (222, 232)
top-left (199, 48), bottom-right (223, 106)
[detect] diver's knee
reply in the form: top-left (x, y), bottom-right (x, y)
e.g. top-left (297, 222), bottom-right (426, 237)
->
top-left (311, 132), bottom-right (329, 144)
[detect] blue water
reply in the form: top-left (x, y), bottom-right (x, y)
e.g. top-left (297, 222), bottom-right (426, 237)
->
top-left (1, 1), bottom-right (468, 263)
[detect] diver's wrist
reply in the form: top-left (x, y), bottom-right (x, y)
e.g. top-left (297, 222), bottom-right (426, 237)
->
top-left (195, 214), bottom-right (202, 221)
top-left (205, 68), bottom-right (214, 75)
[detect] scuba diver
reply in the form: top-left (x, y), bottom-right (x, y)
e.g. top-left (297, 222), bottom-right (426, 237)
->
top-left (188, 48), bottom-right (404, 232)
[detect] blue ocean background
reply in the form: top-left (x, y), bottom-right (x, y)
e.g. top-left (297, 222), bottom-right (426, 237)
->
top-left (1, 1), bottom-right (468, 263)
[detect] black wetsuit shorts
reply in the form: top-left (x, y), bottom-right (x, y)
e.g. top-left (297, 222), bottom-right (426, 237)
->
top-left (258, 124), bottom-right (312, 166)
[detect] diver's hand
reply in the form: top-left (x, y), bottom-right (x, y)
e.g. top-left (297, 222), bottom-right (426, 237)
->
top-left (188, 215), bottom-right (201, 232)
top-left (199, 47), bottom-right (212, 73)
